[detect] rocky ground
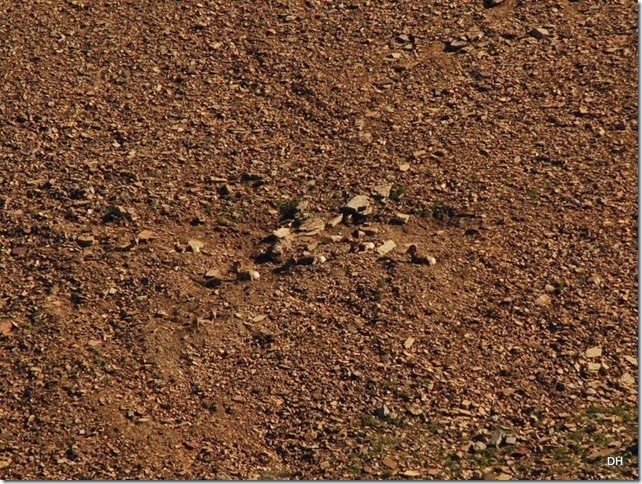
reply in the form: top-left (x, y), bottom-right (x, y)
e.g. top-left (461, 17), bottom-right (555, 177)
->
top-left (0, 0), bottom-right (638, 480)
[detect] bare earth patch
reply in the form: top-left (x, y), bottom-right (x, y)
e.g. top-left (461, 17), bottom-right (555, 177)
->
top-left (0, 0), bottom-right (637, 479)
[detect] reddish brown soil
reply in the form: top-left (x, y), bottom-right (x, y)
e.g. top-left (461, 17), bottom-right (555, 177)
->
top-left (0, 0), bottom-right (638, 480)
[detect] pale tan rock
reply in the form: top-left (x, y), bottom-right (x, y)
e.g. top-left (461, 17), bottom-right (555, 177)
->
top-left (377, 240), bottom-right (397, 256)
top-left (77, 234), bottom-right (95, 247)
top-left (137, 230), bottom-right (156, 242)
top-left (187, 239), bottom-right (204, 253)
top-left (585, 346), bottom-right (602, 358)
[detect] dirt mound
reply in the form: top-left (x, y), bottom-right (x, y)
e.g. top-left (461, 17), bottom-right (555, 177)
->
top-left (0, 0), bottom-right (637, 479)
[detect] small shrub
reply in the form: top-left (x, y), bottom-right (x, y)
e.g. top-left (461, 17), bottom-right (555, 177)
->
top-left (276, 199), bottom-right (299, 219)
top-left (389, 184), bottom-right (406, 201)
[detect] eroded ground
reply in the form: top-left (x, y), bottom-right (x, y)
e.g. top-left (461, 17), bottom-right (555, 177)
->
top-left (0, 0), bottom-right (638, 479)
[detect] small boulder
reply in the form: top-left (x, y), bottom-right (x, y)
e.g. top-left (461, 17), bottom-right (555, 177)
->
top-left (77, 234), bottom-right (95, 247)
top-left (187, 239), bottom-right (204, 253)
top-left (377, 240), bottom-right (397, 256)
top-left (343, 195), bottom-right (371, 214)
top-left (392, 213), bottom-right (411, 225)
top-left (529, 27), bottom-right (550, 40)
top-left (137, 230), bottom-right (156, 243)
top-left (447, 39), bottom-right (468, 52)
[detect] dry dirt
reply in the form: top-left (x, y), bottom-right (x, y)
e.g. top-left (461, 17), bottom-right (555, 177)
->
top-left (0, 0), bottom-right (638, 480)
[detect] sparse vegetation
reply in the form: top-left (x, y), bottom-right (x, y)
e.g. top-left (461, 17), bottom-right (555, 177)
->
top-left (389, 184), bottom-right (406, 201)
top-left (276, 199), bottom-right (300, 219)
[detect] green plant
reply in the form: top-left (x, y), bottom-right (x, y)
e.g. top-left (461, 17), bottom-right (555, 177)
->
top-left (423, 421), bottom-right (440, 434)
top-left (30, 310), bottom-right (46, 327)
top-left (526, 187), bottom-right (540, 200)
top-left (390, 184), bottom-right (406, 201)
top-left (373, 279), bottom-right (388, 302)
top-left (431, 201), bottom-right (455, 220)
top-left (276, 199), bottom-right (299, 219)
top-left (362, 415), bottom-right (378, 427)
top-left (365, 434), bottom-right (401, 457)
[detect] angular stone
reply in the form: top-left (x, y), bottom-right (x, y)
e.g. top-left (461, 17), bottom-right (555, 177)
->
top-left (188, 239), bottom-right (204, 253)
top-left (204, 269), bottom-right (224, 287)
top-left (529, 27), bottom-right (550, 40)
top-left (237, 269), bottom-right (260, 281)
top-left (587, 362), bottom-right (601, 372)
top-left (447, 39), bottom-right (468, 52)
top-left (585, 346), bottom-right (602, 358)
top-left (473, 441), bottom-right (487, 452)
top-left (77, 234), bottom-right (95, 247)
top-left (343, 195), bottom-right (371, 213)
top-left (373, 183), bottom-right (392, 199)
top-left (624, 355), bottom-right (637, 366)
top-left (137, 230), bottom-right (156, 242)
top-left (392, 213), bottom-right (410, 225)
top-left (382, 457), bottom-right (398, 470)
top-left (377, 240), bottom-right (397, 256)
top-left (273, 227), bottom-right (291, 239)
top-left (295, 255), bottom-right (316, 266)
top-left (297, 217), bottom-right (325, 234)
top-left (327, 213), bottom-right (343, 227)
top-left (620, 373), bottom-right (635, 386)
top-left (403, 337), bottom-right (416, 349)
top-left (0, 321), bottom-right (13, 336)
top-left (401, 470), bottom-right (420, 477)
top-left (534, 294), bottom-right (551, 306)
top-left (10, 246), bottom-right (27, 256)
top-left (360, 242), bottom-right (375, 251)
top-left (205, 268), bottom-right (223, 279)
